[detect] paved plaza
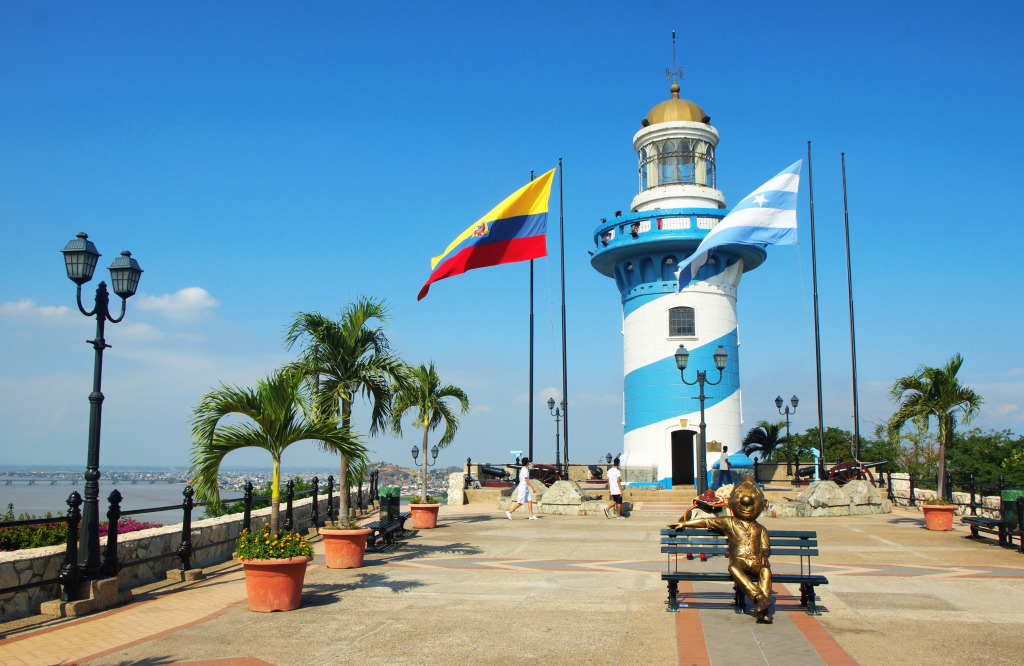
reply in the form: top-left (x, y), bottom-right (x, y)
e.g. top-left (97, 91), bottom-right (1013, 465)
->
top-left (2, 503), bottom-right (1023, 665)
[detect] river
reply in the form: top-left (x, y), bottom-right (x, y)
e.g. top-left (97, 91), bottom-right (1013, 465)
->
top-left (0, 483), bottom-right (241, 526)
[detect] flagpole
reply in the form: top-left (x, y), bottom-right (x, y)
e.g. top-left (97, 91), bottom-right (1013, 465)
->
top-left (841, 154), bottom-right (861, 460)
top-left (558, 157), bottom-right (569, 478)
top-left (807, 141), bottom-right (826, 479)
top-left (528, 171), bottom-right (535, 462)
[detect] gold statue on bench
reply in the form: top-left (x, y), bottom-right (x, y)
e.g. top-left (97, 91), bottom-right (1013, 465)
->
top-left (668, 474), bottom-right (773, 622)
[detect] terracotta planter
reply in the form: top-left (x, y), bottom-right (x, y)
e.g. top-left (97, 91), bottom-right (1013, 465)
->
top-left (410, 503), bottom-right (440, 529)
top-left (922, 504), bottom-right (957, 530)
top-left (239, 556), bottom-right (310, 612)
top-left (319, 528), bottom-right (371, 568)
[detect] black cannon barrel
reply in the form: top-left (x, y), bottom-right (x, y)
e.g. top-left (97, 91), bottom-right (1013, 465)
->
top-left (480, 465), bottom-right (510, 479)
top-left (588, 465), bottom-right (604, 480)
top-left (796, 466), bottom-right (816, 479)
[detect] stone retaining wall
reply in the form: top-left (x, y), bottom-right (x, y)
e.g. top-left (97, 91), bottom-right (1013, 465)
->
top-left (887, 473), bottom-right (1002, 517)
top-left (0, 494), bottom-right (332, 621)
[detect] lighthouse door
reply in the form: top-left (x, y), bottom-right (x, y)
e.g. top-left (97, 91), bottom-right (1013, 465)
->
top-left (670, 430), bottom-right (696, 487)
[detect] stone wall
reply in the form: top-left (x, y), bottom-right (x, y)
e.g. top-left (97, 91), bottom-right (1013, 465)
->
top-left (887, 473), bottom-right (1002, 517)
top-left (0, 494), bottom-right (331, 621)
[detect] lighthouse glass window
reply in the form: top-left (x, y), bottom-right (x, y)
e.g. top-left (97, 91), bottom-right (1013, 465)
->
top-left (668, 306), bottom-right (696, 337)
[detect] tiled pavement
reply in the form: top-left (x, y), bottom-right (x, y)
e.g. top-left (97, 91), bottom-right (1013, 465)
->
top-left (2, 505), bottom-right (1023, 665)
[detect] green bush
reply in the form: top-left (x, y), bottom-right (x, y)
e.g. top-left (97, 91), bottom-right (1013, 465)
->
top-left (0, 504), bottom-right (66, 551)
top-left (234, 524), bottom-right (313, 560)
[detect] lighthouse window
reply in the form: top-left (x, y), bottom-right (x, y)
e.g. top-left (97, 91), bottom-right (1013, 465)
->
top-left (638, 139), bottom-right (716, 191)
top-left (668, 306), bottom-right (696, 337)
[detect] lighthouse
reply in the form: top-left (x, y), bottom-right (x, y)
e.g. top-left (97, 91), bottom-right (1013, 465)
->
top-left (590, 82), bottom-right (767, 490)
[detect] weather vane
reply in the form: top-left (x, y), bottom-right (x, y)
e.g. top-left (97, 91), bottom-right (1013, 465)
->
top-left (666, 30), bottom-right (683, 84)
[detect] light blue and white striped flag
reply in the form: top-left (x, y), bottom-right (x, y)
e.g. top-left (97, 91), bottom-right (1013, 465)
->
top-left (675, 160), bottom-right (803, 291)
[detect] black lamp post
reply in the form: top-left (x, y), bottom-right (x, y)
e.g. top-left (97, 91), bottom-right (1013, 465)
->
top-left (674, 344), bottom-right (728, 494)
top-left (547, 397), bottom-right (565, 478)
top-left (61, 233), bottom-right (143, 577)
top-left (412, 443), bottom-right (438, 502)
top-left (776, 395), bottom-right (799, 476)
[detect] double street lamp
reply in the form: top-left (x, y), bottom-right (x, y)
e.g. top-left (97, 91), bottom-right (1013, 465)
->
top-left (412, 443), bottom-right (438, 502)
top-left (547, 397), bottom-right (565, 477)
top-left (776, 395), bottom-right (799, 475)
top-left (674, 344), bottom-right (728, 495)
top-left (61, 233), bottom-right (143, 577)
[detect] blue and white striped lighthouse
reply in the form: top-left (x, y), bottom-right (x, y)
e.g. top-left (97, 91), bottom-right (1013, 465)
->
top-left (590, 82), bottom-right (767, 490)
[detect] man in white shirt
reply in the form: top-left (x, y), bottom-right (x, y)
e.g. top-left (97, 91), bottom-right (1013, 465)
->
top-left (718, 446), bottom-right (733, 487)
top-left (604, 458), bottom-right (624, 519)
top-left (506, 457), bottom-right (538, 520)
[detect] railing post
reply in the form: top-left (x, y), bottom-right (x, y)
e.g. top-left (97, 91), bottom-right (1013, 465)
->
top-left (326, 475), bottom-right (335, 523)
top-left (178, 486), bottom-right (194, 571)
top-left (908, 471), bottom-right (916, 507)
top-left (101, 489), bottom-right (122, 577)
top-left (242, 481), bottom-right (253, 532)
top-left (998, 476), bottom-right (1005, 520)
top-left (311, 476), bottom-right (320, 529)
top-left (886, 470), bottom-right (894, 502)
top-left (358, 476), bottom-right (364, 511)
top-left (969, 473), bottom-right (977, 516)
top-left (59, 492), bottom-right (82, 601)
top-left (284, 478), bottom-right (295, 532)
top-left (753, 459), bottom-right (759, 484)
top-left (945, 471), bottom-right (953, 502)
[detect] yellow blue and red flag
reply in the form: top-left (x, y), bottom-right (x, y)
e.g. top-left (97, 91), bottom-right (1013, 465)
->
top-left (418, 168), bottom-right (555, 300)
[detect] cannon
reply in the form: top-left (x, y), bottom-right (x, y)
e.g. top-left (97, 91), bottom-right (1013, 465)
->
top-left (480, 465), bottom-right (510, 480)
top-left (588, 465), bottom-right (604, 480)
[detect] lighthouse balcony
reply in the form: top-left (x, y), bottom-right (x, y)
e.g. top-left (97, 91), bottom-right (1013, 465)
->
top-left (590, 208), bottom-right (766, 300)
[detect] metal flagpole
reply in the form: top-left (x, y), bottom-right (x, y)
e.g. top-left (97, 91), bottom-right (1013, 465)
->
top-left (841, 154), bottom-right (861, 460)
top-left (558, 157), bottom-right (569, 476)
top-left (529, 171), bottom-right (535, 461)
top-left (807, 141), bottom-right (826, 478)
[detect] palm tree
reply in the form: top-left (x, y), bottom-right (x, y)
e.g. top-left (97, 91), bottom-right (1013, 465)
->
top-left (888, 353), bottom-right (983, 499)
top-left (285, 296), bottom-right (405, 523)
top-left (189, 369), bottom-right (365, 535)
top-left (742, 420), bottom-right (788, 469)
top-left (390, 362), bottom-right (469, 502)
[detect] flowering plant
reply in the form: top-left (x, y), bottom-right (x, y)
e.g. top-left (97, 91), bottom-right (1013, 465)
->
top-left (234, 525), bottom-right (313, 560)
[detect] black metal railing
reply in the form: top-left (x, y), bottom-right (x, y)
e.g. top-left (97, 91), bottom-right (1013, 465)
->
top-left (0, 475), bottom-right (339, 600)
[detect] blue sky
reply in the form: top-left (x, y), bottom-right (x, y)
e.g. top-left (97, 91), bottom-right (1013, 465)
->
top-left (2, 1), bottom-right (1023, 472)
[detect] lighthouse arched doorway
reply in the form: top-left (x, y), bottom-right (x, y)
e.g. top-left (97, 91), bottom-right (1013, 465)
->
top-left (670, 430), bottom-right (696, 488)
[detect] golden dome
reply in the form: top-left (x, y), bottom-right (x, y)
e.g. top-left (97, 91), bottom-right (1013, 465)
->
top-left (644, 83), bottom-right (707, 126)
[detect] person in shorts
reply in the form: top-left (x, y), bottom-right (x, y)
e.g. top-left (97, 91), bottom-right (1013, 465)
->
top-left (605, 458), bottom-right (624, 519)
top-left (506, 457), bottom-right (538, 520)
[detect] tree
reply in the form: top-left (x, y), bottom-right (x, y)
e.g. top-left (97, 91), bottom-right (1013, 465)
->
top-left (888, 353), bottom-right (983, 498)
top-left (285, 296), bottom-right (405, 523)
top-left (742, 420), bottom-right (788, 466)
top-left (189, 369), bottom-right (365, 535)
top-left (390, 362), bottom-right (469, 502)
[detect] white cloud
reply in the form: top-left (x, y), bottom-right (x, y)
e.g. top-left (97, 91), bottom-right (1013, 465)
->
top-left (135, 287), bottom-right (219, 321)
top-left (0, 298), bottom-right (75, 325)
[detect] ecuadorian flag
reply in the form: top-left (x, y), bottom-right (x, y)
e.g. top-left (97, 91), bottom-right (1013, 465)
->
top-left (418, 168), bottom-right (555, 301)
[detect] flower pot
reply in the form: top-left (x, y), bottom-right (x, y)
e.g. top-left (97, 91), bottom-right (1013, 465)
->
top-left (239, 556), bottom-right (310, 612)
top-left (319, 528), bottom-right (371, 568)
top-left (410, 503), bottom-right (440, 529)
top-left (922, 504), bottom-right (957, 531)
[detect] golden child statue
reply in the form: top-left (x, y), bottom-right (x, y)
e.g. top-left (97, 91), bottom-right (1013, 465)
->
top-left (668, 475), bottom-right (773, 622)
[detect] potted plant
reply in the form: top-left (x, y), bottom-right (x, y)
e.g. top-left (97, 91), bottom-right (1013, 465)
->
top-left (409, 495), bottom-right (441, 529)
top-left (389, 362), bottom-right (469, 531)
top-left (235, 524), bottom-right (314, 612)
top-left (921, 498), bottom-right (957, 531)
top-left (319, 517), bottom-right (372, 568)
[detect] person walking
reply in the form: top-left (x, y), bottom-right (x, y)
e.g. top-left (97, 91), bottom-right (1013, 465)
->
top-left (718, 446), bottom-right (733, 487)
top-left (604, 457), bottom-right (624, 519)
top-left (507, 457), bottom-right (538, 520)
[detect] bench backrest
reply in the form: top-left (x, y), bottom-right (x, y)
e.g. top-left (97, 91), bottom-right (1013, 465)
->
top-left (661, 528), bottom-right (819, 575)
